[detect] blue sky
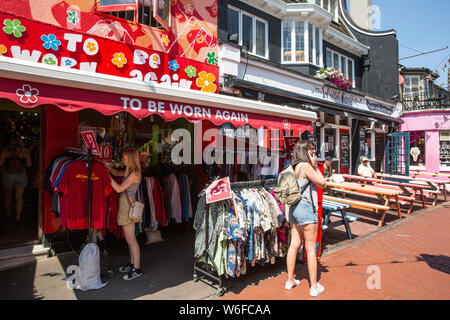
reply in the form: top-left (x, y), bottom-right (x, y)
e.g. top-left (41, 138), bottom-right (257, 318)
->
top-left (348, 0), bottom-right (450, 89)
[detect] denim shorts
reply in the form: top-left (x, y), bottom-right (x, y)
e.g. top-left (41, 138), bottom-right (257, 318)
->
top-left (2, 170), bottom-right (28, 189)
top-left (289, 201), bottom-right (318, 226)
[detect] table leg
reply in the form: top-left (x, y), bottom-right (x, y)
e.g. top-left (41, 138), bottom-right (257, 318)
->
top-left (419, 188), bottom-right (426, 209)
top-left (395, 195), bottom-right (402, 220)
top-left (340, 209), bottom-right (353, 239)
top-left (407, 189), bottom-right (417, 215)
top-left (378, 197), bottom-right (390, 227)
top-left (443, 184), bottom-right (447, 201)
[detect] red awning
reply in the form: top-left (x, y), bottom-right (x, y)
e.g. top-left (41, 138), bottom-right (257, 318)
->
top-left (0, 76), bottom-right (312, 132)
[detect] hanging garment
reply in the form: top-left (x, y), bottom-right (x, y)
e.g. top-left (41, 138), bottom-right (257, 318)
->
top-left (145, 177), bottom-right (158, 232)
top-left (57, 160), bottom-right (112, 230)
top-left (168, 173), bottom-right (182, 223)
top-left (152, 177), bottom-right (166, 227)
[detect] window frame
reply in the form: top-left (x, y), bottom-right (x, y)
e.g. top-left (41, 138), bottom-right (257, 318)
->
top-left (409, 130), bottom-right (427, 171)
top-left (439, 130), bottom-right (450, 171)
top-left (98, 0), bottom-right (170, 30)
top-left (404, 75), bottom-right (421, 98)
top-left (325, 48), bottom-right (355, 87)
top-left (228, 5), bottom-right (269, 60)
top-left (281, 19), bottom-right (322, 66)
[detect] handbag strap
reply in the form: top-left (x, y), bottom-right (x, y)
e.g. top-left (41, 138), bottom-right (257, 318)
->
top-left (124, 190), bottom-right (132, 207)
top-left (309, 182), bottom-right (316, 214)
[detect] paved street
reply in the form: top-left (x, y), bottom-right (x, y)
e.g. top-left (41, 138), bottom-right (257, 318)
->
top-left (221, 201), bottom-right (450, 300)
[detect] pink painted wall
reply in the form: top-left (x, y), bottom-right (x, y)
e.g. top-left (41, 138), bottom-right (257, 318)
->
top-left (400, 111), bottom-right (450, 132)
top-left (401, 110), bottom-right (450, 179)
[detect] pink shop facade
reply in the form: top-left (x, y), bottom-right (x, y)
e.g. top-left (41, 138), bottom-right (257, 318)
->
top-left (400, 110), bottom-right (450, 177)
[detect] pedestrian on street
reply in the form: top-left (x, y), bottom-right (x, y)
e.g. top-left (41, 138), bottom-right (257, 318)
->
top-left (106, 148), bottom-right (143, 280)
top-left (285, 141), bottom-right (327, 297)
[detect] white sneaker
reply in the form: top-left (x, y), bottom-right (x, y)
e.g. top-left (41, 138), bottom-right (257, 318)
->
top-left (285, 279), bottom-right (300, 290)
top-left (310, 283), bottom-right (325, 297)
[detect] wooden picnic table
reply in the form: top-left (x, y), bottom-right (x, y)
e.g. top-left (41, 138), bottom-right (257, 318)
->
top-left (376, 172), bottom-right (449, 201)
top-left (342, 174), bottom-right (430, 213)
top-left (325, 181), bottom-right (402, 227)
top-left (410, 171), bottom-right (450, 179)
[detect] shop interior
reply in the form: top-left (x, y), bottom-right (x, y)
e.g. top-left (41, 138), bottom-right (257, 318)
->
top-left (0, 103), bottom-right (41, 249)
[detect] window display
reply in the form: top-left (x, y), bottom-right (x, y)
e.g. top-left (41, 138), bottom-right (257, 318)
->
top-left (440, 131), bottom-right (450, 168)
top-left (409, 131), bottom-right (426, 167)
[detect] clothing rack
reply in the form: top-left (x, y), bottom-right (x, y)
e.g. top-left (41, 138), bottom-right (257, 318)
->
top-left (193, 178), bottom-right (277, 296)
top-left (48, 147), bottom-right (113, 280)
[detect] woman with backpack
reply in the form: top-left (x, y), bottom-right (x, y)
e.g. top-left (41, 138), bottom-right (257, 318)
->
top-left (285, 141), bottom-right (326, 297)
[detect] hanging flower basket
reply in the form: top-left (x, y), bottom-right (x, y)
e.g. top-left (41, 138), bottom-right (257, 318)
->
top-left (315, 67), bottom-right (353, 89)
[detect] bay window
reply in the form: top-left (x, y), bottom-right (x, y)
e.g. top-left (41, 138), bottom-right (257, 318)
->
top-left (316, 0), bottom-right (338, 21)
top-left (404, 76), bottom-right (420, 98)
top-left (282, 20), bottom-right (322, 65)
top-left (326, 48), bottom-right (355, 86)
top-left (227, 6), bottom-right (268, 59)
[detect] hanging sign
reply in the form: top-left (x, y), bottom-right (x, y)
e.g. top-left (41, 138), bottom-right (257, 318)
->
top-left (205, 177), bottom-right (231, 204)
top-left (81, 130), bottom-right (100, 155)
top-left (283, 136), bottom-right (301, 153)
top-left (95, 145), bottom-right (113, 164)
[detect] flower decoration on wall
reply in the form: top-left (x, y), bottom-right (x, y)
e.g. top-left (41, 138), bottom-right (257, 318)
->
top-left (207, 52), bottom-right (218, 65)
top-left (16, 84), bottom-right (39, 104)
top-left (67, 11), bottom-right (79, 25)
top-left (41, 34), bottom-right (61, 51)
top-left (112, 52), bottom-right (127, 68)
top-left (185, 65), bottom-right (197, 78)
top-left (43, 57), bottom-right (57, 65)
top-left (160, 34), bottom-right (170, 47)
top-left (196, 71), bottom-right (217, 93)
top-left (184, 4), bottom-right (194, 15)
top-left (315, 67), bottom-right (352, 89)
top-left (168, 59), bottom-right (180, 72)
top-left (0, 44), bottom-right (7, 56)
top-left (3, 19), bottom-right (26, 38)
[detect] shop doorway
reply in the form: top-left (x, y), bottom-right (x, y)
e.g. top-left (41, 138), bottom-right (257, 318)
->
top-left (0, 103), bottom-right (42, 249)
top-left (374, 132), bottom-right (385, 172)
top-left (384, 132), bottom-right (410, 176)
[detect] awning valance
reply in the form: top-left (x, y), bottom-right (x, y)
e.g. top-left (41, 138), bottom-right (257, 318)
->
top-left (0, 57), bottom-right (317, 132)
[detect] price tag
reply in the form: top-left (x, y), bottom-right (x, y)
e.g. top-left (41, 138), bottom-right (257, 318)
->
top-left (95, 145), bottom-right (112, 164)
top-left (205, 177), bottom-right (232, 204)
top-left (80, 130), bottom-right (100, 156)
top-left (283, 136), bottom-right (301, 153)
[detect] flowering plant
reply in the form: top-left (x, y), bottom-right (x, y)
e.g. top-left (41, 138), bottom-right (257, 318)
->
top-left (315, 67), bottom-right (352, 89)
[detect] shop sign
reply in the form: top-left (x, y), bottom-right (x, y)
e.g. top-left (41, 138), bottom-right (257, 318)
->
top-left (311, 85), bottom-right (395, 116)
top-left (0, 12), bottom-right (218, 93)
top-left (340, 132), bottom-right (350, 168)
top-left (80, 130), bottom-right (100, 155)
top-left (205, 177), bottom-right (231, 204)
top-left (283, 136), bottom-right (300, 152)
top-left (367, 101), bottom-right (394, 115)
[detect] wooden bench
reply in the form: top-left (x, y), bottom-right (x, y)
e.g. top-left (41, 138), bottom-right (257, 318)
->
top-left (329, 188), bottom-right (410, 206)
top-left (322, 198), bottom-right (357, 239)
top-left (323, 195), bottom-right (390, 227)
top-left (325, 181), bottom-right (402, 227)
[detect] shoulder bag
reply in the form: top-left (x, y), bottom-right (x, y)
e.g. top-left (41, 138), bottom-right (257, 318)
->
top-left (125, 191), bottom-right (145, 221)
